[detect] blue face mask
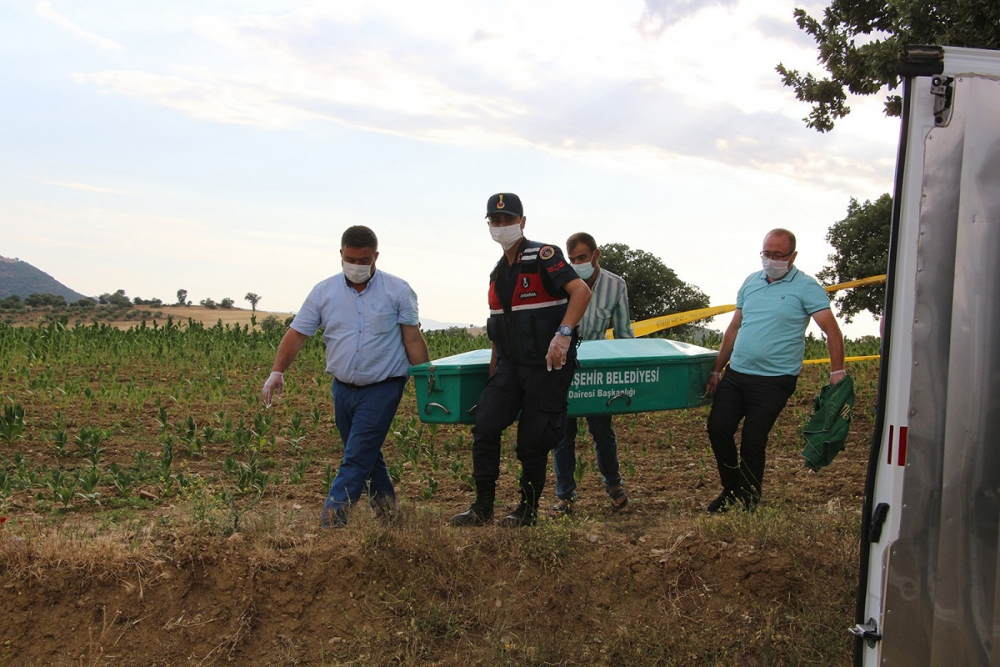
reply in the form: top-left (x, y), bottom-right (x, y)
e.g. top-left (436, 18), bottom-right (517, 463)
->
top-left (572, 261), bottom-right (595, 280)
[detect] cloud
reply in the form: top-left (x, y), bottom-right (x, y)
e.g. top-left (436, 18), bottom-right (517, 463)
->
top-left (35, 1), bottom-right (124, 51)
top-left (637, 0), bottom-right (739, 38)
top-left (34, 178), bottom-right (132, 195)
top-left (67, 3), bottom-right (894, 194)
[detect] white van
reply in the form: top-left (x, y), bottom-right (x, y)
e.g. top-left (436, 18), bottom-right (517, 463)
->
top-left (854, 45), bottom-right (1000, 666)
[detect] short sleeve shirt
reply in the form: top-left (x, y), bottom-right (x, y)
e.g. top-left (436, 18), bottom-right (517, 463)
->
top-left (729, 267), bottom-right (831, 376)
top-left (290, 270), bottom-right (419, 384)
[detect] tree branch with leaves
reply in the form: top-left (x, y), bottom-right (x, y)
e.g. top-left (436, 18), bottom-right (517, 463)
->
top-left (777, 0), bottom-right (1000, 132)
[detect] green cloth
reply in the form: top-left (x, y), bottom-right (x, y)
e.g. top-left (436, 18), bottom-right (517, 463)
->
top-left (801, 375), bottom-right (856, 471)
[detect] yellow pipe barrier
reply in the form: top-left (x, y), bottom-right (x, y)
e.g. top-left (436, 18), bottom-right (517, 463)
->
top-left (803, 355), bottom-right (881, 366)
top-left (823, 274), bottom-right (886, 292)
top-left (609, 274), bottom-right (888, 339)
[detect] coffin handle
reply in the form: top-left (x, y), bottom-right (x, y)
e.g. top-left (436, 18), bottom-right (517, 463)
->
top-left (424, 402), bottom-right (451, 415)
top-left (605, 393), bottom-right (632, 408)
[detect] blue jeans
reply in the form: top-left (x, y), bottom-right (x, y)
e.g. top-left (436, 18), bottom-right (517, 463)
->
top-left (322, 377), bottom-right (407, 526)
top-left (552, 415), bottom-right (622, 501)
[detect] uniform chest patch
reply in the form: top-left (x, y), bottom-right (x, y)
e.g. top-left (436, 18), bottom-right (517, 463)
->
top-left (539, 246), bottom-right (555, 260)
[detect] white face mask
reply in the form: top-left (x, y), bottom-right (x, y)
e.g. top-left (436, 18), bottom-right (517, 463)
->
top-left (762, 257), bottom-right (790, 280)
top-left (572, 261), bottom-right (595, 280)
top-left (490, 224), bottom-right (522, 250)
top-left (342, 261), bottom-right (373, 284)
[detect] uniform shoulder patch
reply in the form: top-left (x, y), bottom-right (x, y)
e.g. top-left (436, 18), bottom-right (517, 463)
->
top-left (539, 245), bottom-right (555, 260)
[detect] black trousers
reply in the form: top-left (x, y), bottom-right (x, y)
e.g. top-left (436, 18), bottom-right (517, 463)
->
top-left (706, 367), bottom-right (797, 501)
top-left (471, 358), bottom-right (575, 507)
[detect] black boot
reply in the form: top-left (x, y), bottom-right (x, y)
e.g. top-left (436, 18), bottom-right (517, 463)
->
top-left (499, 502), bottom-right (538, 527)
top-left (500, 480), bottom-right (539, 527)
top-left (706, 488), bottom-right (742, 514)
top-left (451, 481), bottom-right (495, 527)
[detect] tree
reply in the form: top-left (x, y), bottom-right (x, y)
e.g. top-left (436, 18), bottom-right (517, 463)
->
top-left (776, 1), bottom-right (1000, 132)
top-left (176, 289), bottom-right (188, 306)
top-left (220, 297), bottom-right (235, 309)
top-left (817, 194), bottom-right (892, 322)
top-left (99, 289), bottom-right (132, 308)
top-left (25, 293), bottom-right (66, 307)
top-left (244, 292), bottom-right (261, 313)
top-left (597, 243), bottom-right (711, 336)
top-left (200, 298), bottom-right (217, 310)
top-left (0, 295), bottom-right (24, 311)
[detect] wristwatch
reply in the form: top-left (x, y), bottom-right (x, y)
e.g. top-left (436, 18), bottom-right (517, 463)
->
top-left (556, 325), bottom-right (573, 337)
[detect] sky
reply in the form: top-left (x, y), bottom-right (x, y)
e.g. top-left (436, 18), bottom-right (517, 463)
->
top-left (1, 0), bottom-right (898, 338)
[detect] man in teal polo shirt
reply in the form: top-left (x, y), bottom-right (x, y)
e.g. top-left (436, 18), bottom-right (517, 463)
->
top-left (704, 228), bottom-right (845, 513)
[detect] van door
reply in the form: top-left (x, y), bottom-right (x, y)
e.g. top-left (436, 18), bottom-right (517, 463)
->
top-left (856, 45), bottom-right (1000, 666)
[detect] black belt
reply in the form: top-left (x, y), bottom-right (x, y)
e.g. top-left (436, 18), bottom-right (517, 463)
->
top-left (337, 376), bottom-right (408, 390)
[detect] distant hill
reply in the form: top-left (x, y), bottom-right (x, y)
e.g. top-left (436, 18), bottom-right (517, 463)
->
top-left (0, 255), bottom-right (90, 303)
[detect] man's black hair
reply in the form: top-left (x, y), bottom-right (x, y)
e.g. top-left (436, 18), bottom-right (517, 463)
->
top-left (341, 225), bottom-right (378, 250)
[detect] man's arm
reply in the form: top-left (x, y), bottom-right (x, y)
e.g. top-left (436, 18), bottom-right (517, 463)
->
top-left (705, 309), bottom-right (742, 396)
top-left (812, 308), bottom-right (846, 383)
top-left (560, 277), bottom-right (591, 329)
top-left (272, 328), bottom-right (308, 373)
top-left (546, 278), bottom-right (592, 371)
top-left (401, 324), bottom-right (430, 366)
top-left (263, 328), bottom-right (308, 406)
top-left (612, 284), bottom-right (635, 339)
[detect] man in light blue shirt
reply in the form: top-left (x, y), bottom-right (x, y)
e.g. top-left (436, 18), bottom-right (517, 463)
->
top-left (262, 226), bottom-right (429, 527)
top-left (551, 232), bottom-right (634, 514)
top-left (704, 228), bottom-right (845, 513)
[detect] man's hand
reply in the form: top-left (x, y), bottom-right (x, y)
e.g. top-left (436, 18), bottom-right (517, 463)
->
top-left (262, 371), bottom-right (284, 407)
top-left (830, 369), bottom-right (847, 385)
top-left (704, 371), bottom-right (722, 396)
top-left (546, 334), bottom-right (571, 371)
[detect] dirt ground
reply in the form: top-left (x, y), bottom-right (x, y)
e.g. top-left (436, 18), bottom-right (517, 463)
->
top-left (0, 321), bottom-right (872, 666)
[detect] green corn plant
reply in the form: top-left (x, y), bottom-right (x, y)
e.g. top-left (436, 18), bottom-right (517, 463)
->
top-left (51, 428), bottom-right (69, 458)
top-left (388, 460), bottom-right (404, 485)
top-left (421, 474), bottom-right (439, 500)
top-left (76, 467), bottom-right (102, 505)
top-left (159, 436), bottom-right (174, 471)
top-left (321, 463), bottom-right (335, 491)
top-left (288, 458), bottom-right (310, 484)
top-left (155, 406), bottom-right (169, 432)
top-left (0, 469), bottom-right (12, 497)
top-left (226, 452), bottom-right (270, 497)
top-left (0, 402), bottom-right (27, 443)
top-left (200, 425), bottom-right (217, 444)
top-left (46, 469), bottom-right (77, 508)
top-left (106, 463), bottom-right (134, 496)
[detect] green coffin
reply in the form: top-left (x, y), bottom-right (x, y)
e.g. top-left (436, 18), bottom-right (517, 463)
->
top-left (409, 338), bottom-right (718, 424)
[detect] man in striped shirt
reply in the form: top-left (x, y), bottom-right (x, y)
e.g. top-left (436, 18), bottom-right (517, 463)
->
top-left (551, 232), bottom-right (635, 514)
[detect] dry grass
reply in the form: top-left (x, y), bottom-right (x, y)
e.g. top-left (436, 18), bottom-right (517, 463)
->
top-left (0, 493), bottom-right (859, 666)
top-left (0, 515), bottom-right (160, 584)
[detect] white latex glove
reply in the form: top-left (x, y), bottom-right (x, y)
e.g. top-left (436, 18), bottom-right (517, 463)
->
top-left (262, 371), bottom-right (284, 407)
top-left (546, 334), bottom-right (571, 371)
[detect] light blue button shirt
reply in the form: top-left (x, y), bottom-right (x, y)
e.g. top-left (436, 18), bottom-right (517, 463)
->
top-left (290, 270), bottom-right (419, 385)
top-left (729, 267), bottom-right (831, 377)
